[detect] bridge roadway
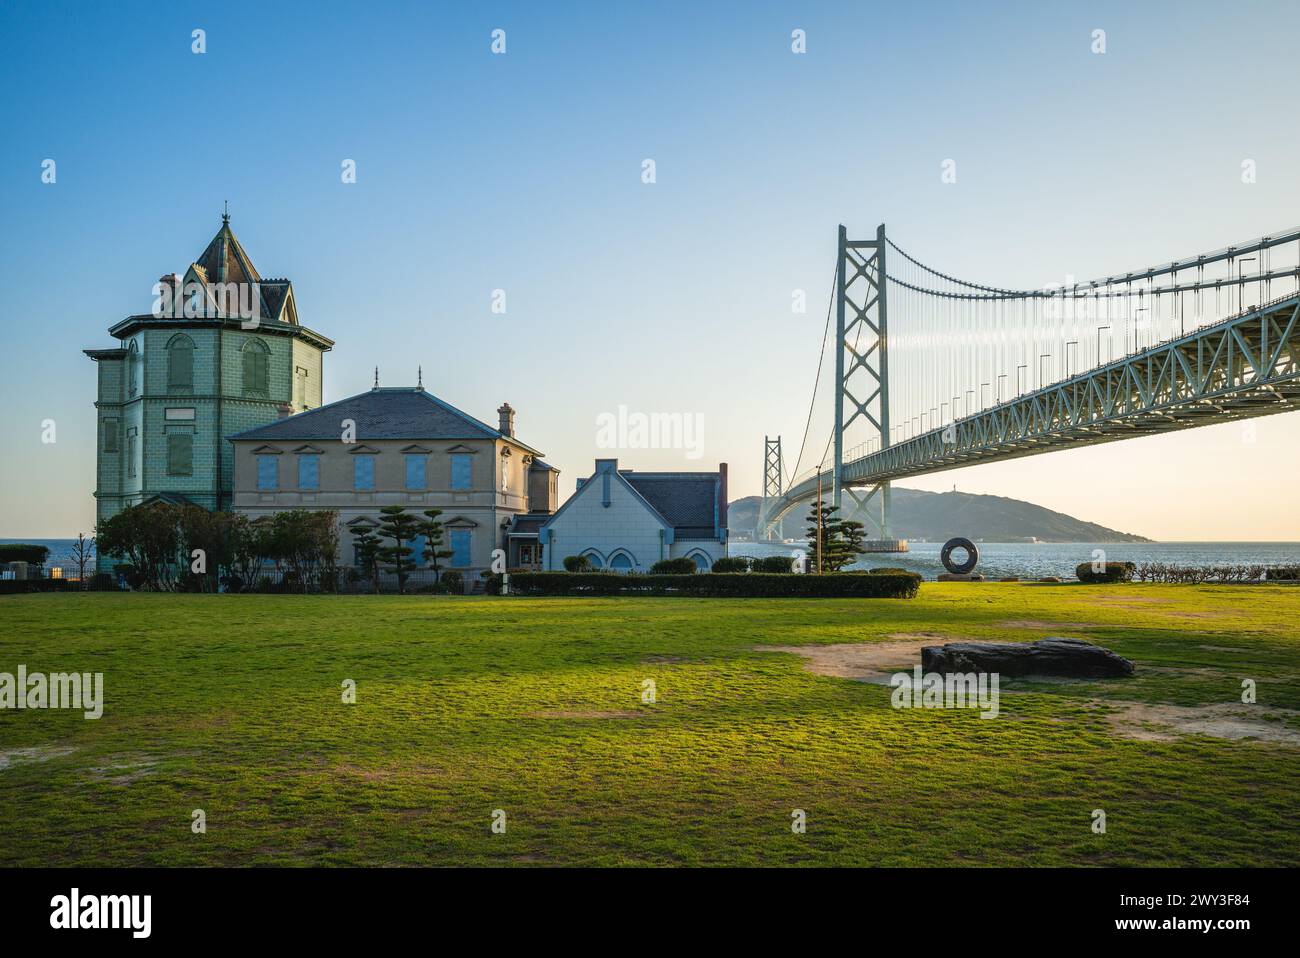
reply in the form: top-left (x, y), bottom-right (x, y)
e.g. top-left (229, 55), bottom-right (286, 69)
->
top-left (761, 293), bottom-right (1300, 528)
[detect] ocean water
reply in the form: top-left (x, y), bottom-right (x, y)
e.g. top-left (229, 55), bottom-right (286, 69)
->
top-left (731, 540), bottom-right (1300, 581)
top-left (0, 538), bottom-right (95, 574)
top-left (8, 537), bottom-right (1300, 582)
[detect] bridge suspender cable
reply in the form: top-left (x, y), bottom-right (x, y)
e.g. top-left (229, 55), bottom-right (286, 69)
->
top-left (788, 264), bottom-right (838, 486)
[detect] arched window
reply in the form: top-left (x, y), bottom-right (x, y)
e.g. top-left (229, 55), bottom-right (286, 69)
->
top-left (582, 550), bottom-right (605, 570)
top-left (166, 334), bottom-right (194, 392)
top-left (609, 551), bottom-right (634, 572)
top-left (127, 340), bottom-right (140, 397)
top-left (687, 551), bottom-right (711, 572)
top-left (242, 338), bottom-right (270, 398)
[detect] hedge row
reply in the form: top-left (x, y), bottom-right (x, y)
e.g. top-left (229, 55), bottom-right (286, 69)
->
top-left (494, 571), bottom-right (921, 598)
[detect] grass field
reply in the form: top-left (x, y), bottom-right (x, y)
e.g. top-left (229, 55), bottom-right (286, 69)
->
top-left (1, 584), bottom-right (1297, 867)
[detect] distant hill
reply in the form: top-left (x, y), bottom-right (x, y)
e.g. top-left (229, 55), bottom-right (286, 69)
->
top-left (728, 488), bottom-right (1151, 543)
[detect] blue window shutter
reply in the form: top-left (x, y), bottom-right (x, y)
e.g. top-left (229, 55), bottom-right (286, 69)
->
top-left (298, 454), bottom-right (319, 490)
top-left (354, 455), bottom-right (375, 490)
top-left (257, 455), bottom-right (278, 490)
top-left (405, 454), bottom-right (426, 490)
top-left (451, 454), bottom-right (471, 490)
top-left (450, 529), bottom-right (471, 567)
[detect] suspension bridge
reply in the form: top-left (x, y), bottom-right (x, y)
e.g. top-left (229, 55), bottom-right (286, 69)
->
top-left (757, 224), bottom-right (1300, 542)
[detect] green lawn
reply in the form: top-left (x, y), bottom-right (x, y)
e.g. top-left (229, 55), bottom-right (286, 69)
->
top-left (1, 584), bottom-right (1297, 866)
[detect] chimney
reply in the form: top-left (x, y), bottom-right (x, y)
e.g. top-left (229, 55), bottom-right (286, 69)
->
top-left (157, 274), bottom-right (179, 317)
top-left (275, 402), bottom-right (293, 419)
top-left (497, 402), bottom-right (515, 437)
top-left (718, 463), bottom-right (729, 533)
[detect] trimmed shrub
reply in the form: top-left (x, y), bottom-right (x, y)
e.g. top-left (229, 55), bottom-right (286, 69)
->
top-left (1266, 566), bottom-right (1300, 581)
top-left (0, 543), bottom-right (50, 566)
top-left (651, 557), bottom-right (697, 575)
top-left (751, 554), bottom-right (800, 574)
top-left (563, 555), bottom-right (593, 572)
top-left (442, 571), bottom-right (463, 594)
top-left (501, 571), bottom-right (920, 599)
top-left (1076, 561), bottom-right (1135, 584)
top-left (867, 566), bottom-right (909, 575)
top-left (710, 556), bottom-right (751, 574)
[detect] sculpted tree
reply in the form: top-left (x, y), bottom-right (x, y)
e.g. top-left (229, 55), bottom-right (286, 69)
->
top-left (350, 525), bottom-right (382, 594)
top-left (805, 502), bottom-right (866, 573)
top-left (417, 509), bottom-right (454, 585)
top-left (376, 505), bottom-right (421, 593)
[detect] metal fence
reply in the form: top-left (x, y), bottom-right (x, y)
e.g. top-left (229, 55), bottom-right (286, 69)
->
top-left (0, 565), bottom-right (488, 595)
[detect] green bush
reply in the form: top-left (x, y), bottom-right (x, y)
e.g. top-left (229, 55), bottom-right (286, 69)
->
top-left (710, 557), bottom-right (751, 573)
top-left (500, 571), bottom-right (920, 599)
top-left (1075, 561), bottom-right (1135, 584)
top-left (563, 555), bottom-right (593, 572)
top-left (651, 557), bottom-right (697, 574)
top-left (442, 571), bottom-right (463, 593)
top-left (751, 554), bottom-right (800, 574)
top-left (0, 543), bottom-right (50, 566)
top-left (1266, 566), bottom-right (1300, 581)
top-left (867, 566), bottom-right (909, 575)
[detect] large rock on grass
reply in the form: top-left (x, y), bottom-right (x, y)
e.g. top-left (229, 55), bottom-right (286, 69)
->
top-left (921, 637), bottom-right (1134, 678)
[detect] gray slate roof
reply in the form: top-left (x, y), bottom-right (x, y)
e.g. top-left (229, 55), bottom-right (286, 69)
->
top-left (229, 387), bottom-right (542, 454)
top-left (621, 471), bottom-right (720, 538)
top-left (507, 514), bottom-right (550, 536)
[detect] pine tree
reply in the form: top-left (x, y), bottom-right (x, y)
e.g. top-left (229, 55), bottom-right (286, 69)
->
top-left (417, 509), bottom-right (454, 584)
top-left (806, 502), bottom-right (867, 573)
top-left (376, 505), bottom-right (421, 593)
top-left (350, 525), bottom-right (382, 593)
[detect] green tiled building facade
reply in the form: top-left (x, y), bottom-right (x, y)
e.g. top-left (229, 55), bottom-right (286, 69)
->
top-left (85, 216), bottom-right (333, 544)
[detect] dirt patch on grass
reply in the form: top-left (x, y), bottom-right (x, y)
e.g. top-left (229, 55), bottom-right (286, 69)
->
top-left (85, 753), bottom-right (162, 785)
top-left (757, 641), bottom-right (931, 684)
top-left (527, 710), bottom-right (643, 720)
top-left (0, 746), bottom-right (77, 772)
top-left (1101, 702), bottom-right (1300, 745)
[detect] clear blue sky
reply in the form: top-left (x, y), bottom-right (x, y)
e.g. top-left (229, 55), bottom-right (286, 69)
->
top-left (3, 0), bottom-right (1299, 538)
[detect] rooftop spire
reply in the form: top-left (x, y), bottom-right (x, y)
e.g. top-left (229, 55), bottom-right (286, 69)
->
top-left (373, 366), bottom-right (379, 389)
top-left (222, 200), bottom-right (230, 226)
top-left (417, 365), bottom-right (423, 388)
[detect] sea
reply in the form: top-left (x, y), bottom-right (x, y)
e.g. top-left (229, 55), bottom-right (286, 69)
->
top-left (7, 537), bottom-right (1300, 582)
top-left (731, 539), bottom-right (1300, 581)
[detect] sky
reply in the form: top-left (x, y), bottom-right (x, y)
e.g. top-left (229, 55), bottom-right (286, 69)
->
top-left (2, 0), bottom-right (1299, 540)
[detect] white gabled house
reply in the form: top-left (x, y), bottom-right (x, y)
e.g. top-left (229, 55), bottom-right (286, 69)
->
top-left (538, 458), bottom-right (729, 572)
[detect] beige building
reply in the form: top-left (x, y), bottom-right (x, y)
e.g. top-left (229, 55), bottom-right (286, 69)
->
top-left (229, 384), bottom-right (558, 578)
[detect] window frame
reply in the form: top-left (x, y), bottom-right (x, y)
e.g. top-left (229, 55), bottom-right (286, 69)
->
top-left (449, 528), bottom-right (472, 567)
top-left (166, 432), bottom-right (193, 477)
top-left (450, 454), bottom-right (472, 490)
top-left (404, 453), bottom-right (427, 490)
top-left (353, 454), bottom-right (376, 491)
top-left (257, 454), bottom-right (279, 491)
top-left (166, 334), bottom-right (195, 393)
top-left (297, 453), bottom-right (320, 490)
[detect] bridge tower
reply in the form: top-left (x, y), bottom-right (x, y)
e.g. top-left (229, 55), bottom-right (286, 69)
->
top-left (760, 436), bottom-right (783, 540)
top-left (833, 224), bottom-right (892, 537)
